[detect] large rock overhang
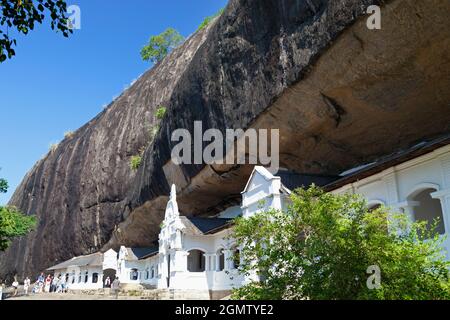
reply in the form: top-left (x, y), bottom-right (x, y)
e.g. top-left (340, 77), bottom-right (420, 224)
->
top-left (106, 0), bottom-right (450, 249)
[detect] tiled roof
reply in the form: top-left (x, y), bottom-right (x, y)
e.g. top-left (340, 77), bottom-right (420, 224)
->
top-left (46, 252), bottom-right (103, 270)
top-left (131, 247), bottom-right (159, 260)
top-left (125, 247), bottom-right (159, 260)
top-left (276, 169), bottom-right (339, 191)
top-left (185, 217), bottom-right (233, 235)
top-left (324, 133), bottom-right (450, 191)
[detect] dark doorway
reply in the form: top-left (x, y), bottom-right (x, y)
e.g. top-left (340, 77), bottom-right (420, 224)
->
top-left (102, 268), bottom-right (116, 288)
top-left (187, 250), bottom-right (206, 272)
top-left (167, 254), bottom-right (171, 288)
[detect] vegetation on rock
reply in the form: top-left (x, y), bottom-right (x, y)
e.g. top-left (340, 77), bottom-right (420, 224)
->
top-left (150, 125), bottom-right (160, 140)
top-left (155, 106), bottom-right (167, 120)
top-left (49, 143), bottom-right (59, 153)
top-left (140, 28), bottom-right (184, 64)
top-left (198, 8), bottom-right (224, 31)
top-left (64, 131), bottom-right (75, 139)
top-left (130, 155), bottom-right (142, 171)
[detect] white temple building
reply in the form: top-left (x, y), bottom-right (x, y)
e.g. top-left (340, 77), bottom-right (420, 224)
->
top-left (47, 135), bottom-right (450, 298)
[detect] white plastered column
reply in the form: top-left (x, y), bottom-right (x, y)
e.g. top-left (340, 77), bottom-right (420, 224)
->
top-left (223, 249), bottom-right (233, 271)
top-left (173, 250), bottom-right (188, 272)
top-left (204, 253), bottom-right (214, 271)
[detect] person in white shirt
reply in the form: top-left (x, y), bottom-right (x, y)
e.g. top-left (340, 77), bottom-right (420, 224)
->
top-left (24, 277), bottom-right (31, 296)
top-left (12, 279), bottom-right (19, 297)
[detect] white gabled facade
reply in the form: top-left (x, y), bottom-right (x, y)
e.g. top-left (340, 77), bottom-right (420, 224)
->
top-left (156, 185), bottom-right (242, 295)
top-left (241, 166), bottom-right (288, 217)
top-left (331, 143), bottom-right (450, 259)
top-left (47, 140), bottom-right (450, 298)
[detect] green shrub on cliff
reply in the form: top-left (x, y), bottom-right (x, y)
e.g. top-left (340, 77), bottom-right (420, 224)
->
top-left (198, 8), bottom-right (224, 31)
top-left (130, 155), bottom-right (142, 171)
top-left (155, 106), bottom-right (167, 119)
top-left (141, 28), bottom-right (184, 64)
top-left (64, 131), bottom-right (75, 139)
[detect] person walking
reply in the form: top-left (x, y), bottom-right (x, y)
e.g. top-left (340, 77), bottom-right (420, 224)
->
top-left (111, 277), bottom-right (120, 300)
top-left (23, 277), bottom-right (31, 296)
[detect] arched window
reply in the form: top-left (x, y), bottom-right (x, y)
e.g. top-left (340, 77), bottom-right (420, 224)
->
top-left (368, 203), bottom-right (382, 212)
top-left (217, 249), bottom-right (225, 271)
top-left (84, 271), bottom-right (89, 283)
top-left (409, 188), bottom-right (445, 235)
top-left (71, 272), bottom-right (75, 284)
top-left (92, 273), bottom-right (99, 283)
top-left (78, 273), bottom-right (82, 283)
top-left (145, 269), bottom-right (149, 280)
top-left (130, 268), bottom-right (139, 281)
top-left (151, 266), bottom-right (155, 279)
top-left (65, 273), bottom-right (69, 284)
top-left (187, 250), bottom-right (205, 272)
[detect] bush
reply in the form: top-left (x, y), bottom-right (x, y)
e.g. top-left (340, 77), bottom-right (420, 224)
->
top-left (198, 8), bottom-right (224, 31)
top-left (155, 106), bottom-right (166, 120)
top-left (150, 125), bottom-right (160, 139)
top-left (64, 131), bottom-right (74, 139)
top-left (140, 28), bottom-right (184, 63)
top-left (0, 206), bottom-right (36, 251)
top-left (231, 186), bottom-right (450, 300)
top-left (49, 143), bottom-right (59, 153)
top-left (129, 155), bottom-right (142, 171)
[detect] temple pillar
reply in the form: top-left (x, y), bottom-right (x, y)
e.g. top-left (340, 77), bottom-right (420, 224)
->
top-left (223, 249), bottom-right (233, 271)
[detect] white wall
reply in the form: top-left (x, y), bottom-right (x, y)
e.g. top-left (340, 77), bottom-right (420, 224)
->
top-left (241, 168), bottom-right (283, 218)
top-left (332, 144), bottom-right (450, 259)
top-left (58, 266), bottom-right (103, 290)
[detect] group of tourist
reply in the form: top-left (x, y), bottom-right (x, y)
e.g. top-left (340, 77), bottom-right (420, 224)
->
top-left (1, 273), bottom-right (121, 299)
top-left (33, 273), bottom-right (69, 294)
top-left (1, 273), bottom-right (69, 298)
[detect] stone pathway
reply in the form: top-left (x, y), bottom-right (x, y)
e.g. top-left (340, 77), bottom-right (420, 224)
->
top-left (1, 287), bottom-right (145, 300)
top-left (6, 292), bottom-right (145, 300)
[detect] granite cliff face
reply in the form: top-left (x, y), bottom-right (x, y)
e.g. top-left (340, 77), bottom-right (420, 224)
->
top-left (1, 0), bottom-right (449, 279)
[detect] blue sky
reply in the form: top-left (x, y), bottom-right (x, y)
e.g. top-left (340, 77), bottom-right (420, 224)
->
top-left (0, 0), bottom-right (228, 205)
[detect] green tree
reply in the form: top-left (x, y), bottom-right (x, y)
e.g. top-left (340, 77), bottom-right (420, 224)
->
top-left (0, 175), bottom-right (36, 251)
top-left (0, 178), bottom-right (7, 194)
top-left (140, 28), bottom-right (184, 64)
top-left (231, 186), bottom-right (450, 300)
top-left (0, 0), bottom-right (72, 62)
top-left (0, 206), bottom-right (36, 251)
